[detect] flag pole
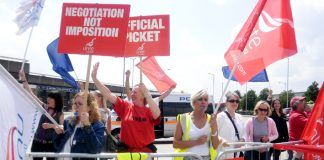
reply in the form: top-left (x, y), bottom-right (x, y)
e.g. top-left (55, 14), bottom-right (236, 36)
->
top-left (82, 55), bottom-right (92, 115)
top-left (140, 56), bottom-right (143, 83)
top-left (20, 27), bottom-right (34, 71)
top-left (122, 57), bottom-right (126, 97)
top-left (215, 50), bottom-right (243, 113)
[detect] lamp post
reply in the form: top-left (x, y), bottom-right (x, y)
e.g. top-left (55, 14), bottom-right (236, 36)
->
top-left (208, 73), bottom-right (215, 102)
top-left (279, 81), bottom-right (288, 108)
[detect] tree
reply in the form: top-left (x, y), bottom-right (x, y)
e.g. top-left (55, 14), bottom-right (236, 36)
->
top-left (258, 88), bottom-right (269, 101)
top-left (304, 81), bottom-right (319, 102)
top-left (240, 89), bottom-right (257, 111)
top-left (234, 90), bottom-right (242, 98)
top-left (279, 90), bottom-right (295, 108)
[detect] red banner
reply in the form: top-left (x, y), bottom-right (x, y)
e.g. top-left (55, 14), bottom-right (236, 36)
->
top-left (124, 15), bottom-right (170, 57)
top-left (136, 57), bottom-right (176, 93)
top-left (224, 0), bottom-right (297, 84)
top-left (58, 3), bottom-right (130, 56)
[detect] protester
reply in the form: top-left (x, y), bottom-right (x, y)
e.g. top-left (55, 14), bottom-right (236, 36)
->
top-left (217, 91), bottom-right (245, 159)
top-left (269, 99), bottom-right (289, 160)
top-left (124, 69), bottom-right (176, 104)
top-left (92, 90), bottom-right (111, 134)
top-left (245, 100), bottom-right (278, 160)
top-left (19, 70), bottom-right (64, 160)
top-left (91, 62), bottom-right (161, 153)
top-left (289, 96), bottom-right (309, 160)
top-left (53, 92), bottom-right (104, 160)
top-left (173, 90), bottom-right (227, 160)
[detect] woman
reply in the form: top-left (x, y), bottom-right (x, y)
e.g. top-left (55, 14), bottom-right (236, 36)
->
top-left (245, 100), bottom-right (278, 160)
top-left (269, 99), bottom-right (289, 160)
top-left (92, 90), bottom-right (111, 134)
top-left (54, 92), bottom-right (105, 160)
top-left (91, 62), bottom-right (161, 153)
top-left (173, 90), bottom-right (226, 160)
top-left (217, 91), bottom-right (245, 159)
top-left (19, 70), bottom-right (64, 160)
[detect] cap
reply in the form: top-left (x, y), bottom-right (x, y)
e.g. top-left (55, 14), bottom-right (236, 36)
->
top-left (290, 96), bottom-right (306, 107)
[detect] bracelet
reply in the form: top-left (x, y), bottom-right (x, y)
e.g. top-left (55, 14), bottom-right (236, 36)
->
top-left (211, 131), bottom-right (218, 137)
top-left (18, 80), bottom-right (26, 83)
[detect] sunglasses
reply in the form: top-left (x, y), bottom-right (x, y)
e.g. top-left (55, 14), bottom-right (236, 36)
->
top-left (198, 97), bottom-right (208, 102)
top-left (228, 99), bottom-right (240, 104)
top-left (258, 108), bottom-right (268, 112)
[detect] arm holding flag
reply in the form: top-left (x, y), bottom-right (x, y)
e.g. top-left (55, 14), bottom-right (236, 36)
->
top-left (157, 85), bottom-right (176, 102)
top-left (19, 69), bottom-right (44, 105)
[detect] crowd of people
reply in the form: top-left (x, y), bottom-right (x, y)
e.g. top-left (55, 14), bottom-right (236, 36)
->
top-left (19, 64), bottom-right (311, 160)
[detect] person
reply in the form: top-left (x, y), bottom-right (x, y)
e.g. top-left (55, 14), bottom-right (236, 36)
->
top-left (91, 62), bottom-right (161, 153)
top-left (245, 100), bottom-right (278, 160)
top-left (53, 92), bottom-right (105, 160)
top-left (92, 90), bottom-right (111, 134)
top-left (173, 90), bottom-right (227, 160)
top-left (19, 70), bottom-right (64, 160)
top-left (269, 99), bottom-right (289, 160)
top-left (289, 96), bottom-right (308, 160)
top-left (124, 69), bottom-right (176, 104)
top-left (217, 91), bottom-right (245, 159)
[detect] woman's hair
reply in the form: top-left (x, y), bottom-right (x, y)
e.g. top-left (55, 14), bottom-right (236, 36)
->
top-left (47, 92), bottom-right (63, 114)
top-left (190, 89), bottom-right (209, 108)
top-left (271, 99), bottom-right (283, 115)
top-left (73, 92), bottom-right (101, 123)
top-left (91, 90), bottom-right (107, 108)
top-left (225, 91), bottom-right (240, 102)
top-left (253, 100), bottom-right (272, 116)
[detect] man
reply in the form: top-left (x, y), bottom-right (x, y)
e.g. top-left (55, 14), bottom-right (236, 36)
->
top-left (288, 96), bottom-right (309, 160)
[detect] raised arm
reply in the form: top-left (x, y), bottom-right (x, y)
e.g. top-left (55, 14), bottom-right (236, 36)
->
top-left (140, 83), bottom-right (161, 119)
top-left (124, 70), bottom-right (131, 100)
top-left (91, 62), bottom-right (117, 104)
top-left (158, 85), bottom-right (176, 101)
top-left (19, 70), bottom-right (44, 106)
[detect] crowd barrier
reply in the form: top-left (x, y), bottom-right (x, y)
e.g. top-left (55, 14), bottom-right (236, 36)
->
top-left (25, 152), bottom-right (204, 160)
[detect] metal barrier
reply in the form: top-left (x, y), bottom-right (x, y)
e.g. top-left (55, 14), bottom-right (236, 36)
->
top-left (25, 151), bottom-right (204, 160)
top-left (216, 140), bottom-right (304, 160)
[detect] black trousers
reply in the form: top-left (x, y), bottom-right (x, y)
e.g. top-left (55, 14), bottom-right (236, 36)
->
top-left (244, 150), bottom-right (269, 160)
top-left (31, 140), bottom-right (56, 160)
top-left (269, 148), bottom-right (282, 160)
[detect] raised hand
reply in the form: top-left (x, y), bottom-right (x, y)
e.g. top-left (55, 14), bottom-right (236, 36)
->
top-left (91, 62), bottom-right (100, 80)
top-left (125, 70), bottom-right (131, 77)
top-left (80, 112), bottom-right (90, 127)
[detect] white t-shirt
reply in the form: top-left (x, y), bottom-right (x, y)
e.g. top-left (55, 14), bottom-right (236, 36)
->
top-left (217, 111), bottom-right (245, 158)
top-left (59, 124), bottom-right (79, 160)
top-left (186, 116), bottom-right (210, 156)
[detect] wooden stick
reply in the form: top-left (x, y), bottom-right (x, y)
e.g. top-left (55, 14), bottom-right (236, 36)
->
top-left (81, 55), bottom-right (92, 115)
top-left (140, 55), bottom-right (143, 83)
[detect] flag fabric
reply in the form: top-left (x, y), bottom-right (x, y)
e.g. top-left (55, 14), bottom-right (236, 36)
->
top-left (274, 82), bottom-right (324, 159)
top-left (136, 57), bottom-right (176, 94)
top-left (224, 0), bottom-right (297, 85)
top-left (47, 38), bottom-right (79, 90)
top-left (222, 66), bottom-right (269, 82)
top-left (0, 64), bottom-right (42, 160)
top-left (14, 0), bottom-right (45, 35)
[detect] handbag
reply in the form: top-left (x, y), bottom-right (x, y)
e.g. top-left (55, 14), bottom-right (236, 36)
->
top-left (104, 130), bottom-right (119, 153)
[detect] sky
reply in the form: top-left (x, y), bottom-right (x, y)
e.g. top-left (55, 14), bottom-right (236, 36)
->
top-left (0, 0), bottom-right (323, 102)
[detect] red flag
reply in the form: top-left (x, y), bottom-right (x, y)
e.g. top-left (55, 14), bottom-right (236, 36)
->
top-left (224, 0), bottom-right (297, 84)
top-left (301, 82), bottom-right (324, 159)
top-left (136, 57), bottom-right (176, 94)
top-left (273, 144), bottom-right (324, 157)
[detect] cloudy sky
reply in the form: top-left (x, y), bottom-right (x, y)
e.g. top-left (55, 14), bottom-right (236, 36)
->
top-left (0, 0), bottom-right (323, 101)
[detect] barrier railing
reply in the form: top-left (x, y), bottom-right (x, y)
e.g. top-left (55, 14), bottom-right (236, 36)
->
top-left (25, 151), bottom-right (204, 160)
top-left (216, 140), bottom-right (304, 160)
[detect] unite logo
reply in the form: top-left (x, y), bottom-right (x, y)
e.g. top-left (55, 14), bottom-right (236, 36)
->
top-left (310, 118), bottom-right (323, 159)
top-left (258, 11), bottom-right (294, 33)
top-left (136, 43), bottom-right (146, 55)
top-left (83, 38), bottom-right (96, 53)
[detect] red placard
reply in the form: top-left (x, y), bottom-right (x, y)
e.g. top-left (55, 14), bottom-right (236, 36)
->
top-left (124, 15), bottom-right (170, 57)
top-left (58, 3), bottom-right (130, 56)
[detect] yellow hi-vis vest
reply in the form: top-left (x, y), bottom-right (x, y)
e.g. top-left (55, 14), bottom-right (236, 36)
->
top-left (174, 113), bottom-right (217, 160)
top-left (117, 152), bottom-right (148, 160)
